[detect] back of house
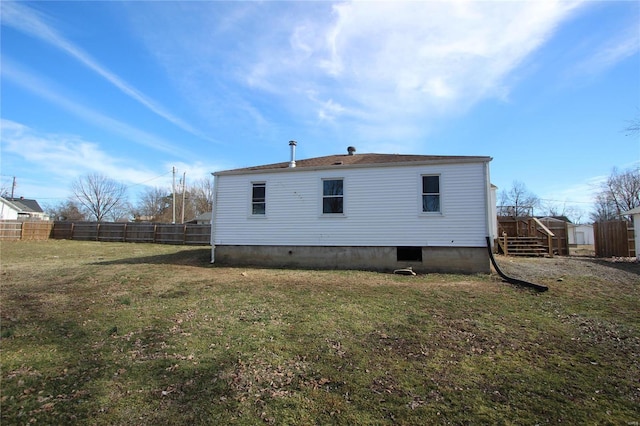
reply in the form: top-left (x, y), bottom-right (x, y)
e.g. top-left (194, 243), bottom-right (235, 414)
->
top-left (211, 145), bottom-right (494, 274)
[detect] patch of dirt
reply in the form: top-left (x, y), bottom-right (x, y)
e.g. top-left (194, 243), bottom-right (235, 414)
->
top-left (491, 254), bottom-right (640, 286)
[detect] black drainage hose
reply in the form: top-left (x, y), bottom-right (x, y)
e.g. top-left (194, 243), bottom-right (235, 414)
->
top-left (486, 237), bottom-right (548, 292)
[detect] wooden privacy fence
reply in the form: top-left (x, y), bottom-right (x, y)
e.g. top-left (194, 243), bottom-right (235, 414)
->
top-left (0, 221), bottom-right (53, 241)
top-left (593, 220), bottom-right (635, 258)
top-left (51, 222), bottom-right (211, 245)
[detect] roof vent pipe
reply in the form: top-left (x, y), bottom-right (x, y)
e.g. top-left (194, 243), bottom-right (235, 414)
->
top-left (289, 140), bottom-right (297, 168)
top-left (347, 146), bottom-right (356, 155)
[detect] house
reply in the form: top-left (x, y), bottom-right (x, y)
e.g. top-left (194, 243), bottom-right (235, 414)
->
top-left (210, 143), bottom-right (494, 274)
top-left (0, 196), bottom-right (49, 221)
top-left (621, 206), bottom-right (640, 260)
top-left (187, 212), bottom-right (212, 225)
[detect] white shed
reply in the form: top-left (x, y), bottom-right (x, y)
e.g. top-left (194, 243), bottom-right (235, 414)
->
top-left (211, 145), bottom-right (494, 274)
top-left (567, 223), bottom-right (594, 246)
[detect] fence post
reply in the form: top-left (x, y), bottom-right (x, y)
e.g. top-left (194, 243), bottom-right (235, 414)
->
top-left (123, 223), bottom-right (128, 242)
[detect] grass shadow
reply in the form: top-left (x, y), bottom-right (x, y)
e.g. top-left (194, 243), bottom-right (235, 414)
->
top-left (91, 248), bottom-right (212, 267)
top-left (574, 256), bottom-right (640, 277)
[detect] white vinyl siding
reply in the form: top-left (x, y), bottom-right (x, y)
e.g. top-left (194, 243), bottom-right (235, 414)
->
top-left (213, 162), bottom-right (488, 247)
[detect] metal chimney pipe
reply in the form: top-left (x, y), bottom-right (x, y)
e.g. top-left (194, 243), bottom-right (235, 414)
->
top-left (289, 140), bottom-right (297, 168)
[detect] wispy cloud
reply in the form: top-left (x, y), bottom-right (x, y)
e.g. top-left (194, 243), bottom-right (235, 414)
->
top-left (129, 1), bottom-right (584, 147)
top-left (1, 119), bottom-right (233, 198)
top-left (575, 24), bottom-right (640, 76)
top-left (1, 119), bottom-right (160, 184)
top-left (1, 59), bottom-right (188, 157)
top-left (0, 1), bottom-right (215, 143)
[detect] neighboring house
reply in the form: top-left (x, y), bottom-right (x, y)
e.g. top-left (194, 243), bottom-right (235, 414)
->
top-left (211, 144), bottom-right (494, 274)
top-left (0, 196), bottom-right (49, 221)
top-left (188, 212), bottom-right (212, 225)
top-left (621, 206), bottom-right (640, 260)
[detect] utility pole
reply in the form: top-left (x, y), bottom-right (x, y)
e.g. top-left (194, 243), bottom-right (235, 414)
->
top-left (181, 171), bottom-right (186, 224)
top-left (11, 177), bottom-right (16, 198)
top-left (172, 167), bottom-right (176, 224)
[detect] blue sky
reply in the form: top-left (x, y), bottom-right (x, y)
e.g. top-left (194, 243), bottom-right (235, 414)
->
top-left (1, 1), bottom-right (638, 221)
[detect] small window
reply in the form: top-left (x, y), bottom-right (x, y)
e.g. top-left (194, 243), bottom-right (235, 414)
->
top-left (252, 182), bottom-right (266, 215)
top-left (322, 179), bottom-right (343, 214)
top-left (397, 247), bottom-right (423, 262)
top-left (422, 175), bottom-right (440, 213)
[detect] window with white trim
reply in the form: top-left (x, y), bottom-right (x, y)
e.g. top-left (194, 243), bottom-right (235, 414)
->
top-left (322, 179), bottom-right (343, 214)
top-left (422, 175), bottom-right (440, 213)
top-left (251, 182), bottom-right (266, 215)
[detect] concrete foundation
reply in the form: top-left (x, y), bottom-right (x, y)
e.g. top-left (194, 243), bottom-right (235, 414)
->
top-left (212, 245), bottom-right (490, 274)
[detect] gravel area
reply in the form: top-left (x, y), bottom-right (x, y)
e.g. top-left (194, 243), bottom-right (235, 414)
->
top-left (492, 254), bottom-right (640, 286)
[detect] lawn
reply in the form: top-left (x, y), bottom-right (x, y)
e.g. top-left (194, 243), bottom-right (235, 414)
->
top-left (1, 240), bottom-right (638, 425)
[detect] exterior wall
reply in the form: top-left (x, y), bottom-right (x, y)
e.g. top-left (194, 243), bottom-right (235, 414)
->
top-left (213, 162), bottom-right (488, 247)
top-left (0, 199), bottom-right (19, 220)
top-left (214, 245), bottom-right (489, 274)
top-left (567, 224), bottom-right (594, 245)
top-left (212, 161), bottom-right (491, 273)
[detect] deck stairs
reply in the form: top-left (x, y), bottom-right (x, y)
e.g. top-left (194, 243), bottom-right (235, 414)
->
top-left (498, 236), bottom-right (549, 257)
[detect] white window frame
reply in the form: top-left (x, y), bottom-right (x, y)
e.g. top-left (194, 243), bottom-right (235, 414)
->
top-left (250, 181), bottom-right (266, 217)
top-left (420, 174), bottom-right (441, 214)
top-left (320, 177), bottom-right (345, 216)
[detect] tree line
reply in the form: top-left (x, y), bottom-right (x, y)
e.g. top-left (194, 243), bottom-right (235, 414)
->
top-left (46, 173), bottom-right (214, 223)
top-left (498, 165), bottom-right (639, 223)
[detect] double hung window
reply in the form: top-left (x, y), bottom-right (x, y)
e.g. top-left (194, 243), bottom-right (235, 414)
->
top-left (322, 179), bottom-right (343, 214)
top-left (251, 182), bottom-right (266, 215)
top-left (422, 175), bottom-right (440, 213)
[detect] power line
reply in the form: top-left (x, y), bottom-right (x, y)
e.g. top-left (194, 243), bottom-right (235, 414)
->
top-left (123, 170), bottom-right (173, 190)
top-left (538, 198), bottom-right (594, 205)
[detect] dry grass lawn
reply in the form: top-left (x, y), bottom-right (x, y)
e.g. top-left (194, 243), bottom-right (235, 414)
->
top-left (1, 240), bottom-right (638, 425)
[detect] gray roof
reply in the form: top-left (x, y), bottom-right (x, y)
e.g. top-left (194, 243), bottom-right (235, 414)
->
top-left (621, 206), bottom-right (640, 216)
top-left (215, 153), bottom-right (492, 176)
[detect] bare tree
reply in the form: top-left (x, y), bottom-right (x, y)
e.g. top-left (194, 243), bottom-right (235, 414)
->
top-left (497, 181), bottom-right (539, 217)
top-left (539, 200), bottom-right (584, 224)
top-left (45, 200), bottom-right (87, 221)
top-left (589, 192), bottom-right (618, 223)
top-left (134, 178), bottom-right (214, 223)
top-left (624, 112), bottom-right (639, 136)
top-left (188, 177), bottom-right (215, 217)
top-left (135, 187), bottom-right (170, 221)
top-left (591, 166), bottom-right (640, 222)
top-left (107, 201), bottom-right (132, 222)
top-left (71, 173), bottom-right (128, 222)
